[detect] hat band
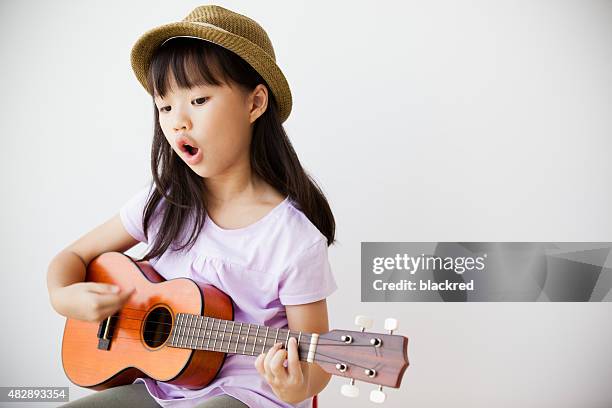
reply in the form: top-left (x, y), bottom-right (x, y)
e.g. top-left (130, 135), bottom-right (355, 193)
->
top-left (160, 21), bottom-right (234, 47)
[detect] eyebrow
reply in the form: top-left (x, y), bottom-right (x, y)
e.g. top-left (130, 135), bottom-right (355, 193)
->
top-left (154, 84), bottom-right (216, 98)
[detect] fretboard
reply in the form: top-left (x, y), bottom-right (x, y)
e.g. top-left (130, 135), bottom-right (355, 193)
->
top-left (168, 313), bottom-right (319, 362)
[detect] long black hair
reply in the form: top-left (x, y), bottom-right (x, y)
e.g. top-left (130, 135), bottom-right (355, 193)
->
top-left (136, 37), bottom-right (335, 262)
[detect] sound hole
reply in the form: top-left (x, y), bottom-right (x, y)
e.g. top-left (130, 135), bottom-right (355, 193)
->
top-left (143, 306), bottom-right (172, 348)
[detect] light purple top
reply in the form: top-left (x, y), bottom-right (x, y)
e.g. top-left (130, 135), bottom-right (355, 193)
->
top-left (118, 183), bottom-right (338, 408)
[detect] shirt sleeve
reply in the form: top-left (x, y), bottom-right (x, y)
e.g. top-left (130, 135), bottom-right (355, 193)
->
top-left (278, 238), bottom-right (338, 305)
top-left (119, 183), bottom-right (154, 244)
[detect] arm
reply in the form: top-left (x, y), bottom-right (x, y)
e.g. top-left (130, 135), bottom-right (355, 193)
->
top-left (255, 299), bottom-right (332, 404)
top-left (47, 213), bottom-right (139, 320)
top-left (286, 299), bottom-right (332, 400)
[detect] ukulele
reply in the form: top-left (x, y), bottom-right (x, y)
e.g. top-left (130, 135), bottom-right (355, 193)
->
top-left (61, 252), bottom-right (409, 403)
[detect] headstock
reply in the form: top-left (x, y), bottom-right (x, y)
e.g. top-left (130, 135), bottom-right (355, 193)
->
top-left (314, 316), bottom-right (409, 403)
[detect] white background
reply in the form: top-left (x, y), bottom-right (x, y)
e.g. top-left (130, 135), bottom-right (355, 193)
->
top-left (1, 0), bottom-right (611, 407)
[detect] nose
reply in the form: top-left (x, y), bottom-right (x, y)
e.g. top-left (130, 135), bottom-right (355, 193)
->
top-left (171, 108), bottom-right (192, 132)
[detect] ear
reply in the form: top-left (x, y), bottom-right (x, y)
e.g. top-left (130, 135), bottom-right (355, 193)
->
top-left (248, 84), bottom-right (269, 124)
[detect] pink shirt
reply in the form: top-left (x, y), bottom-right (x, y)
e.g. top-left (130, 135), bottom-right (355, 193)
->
top-left (119, 183), bottom-right (338, 408)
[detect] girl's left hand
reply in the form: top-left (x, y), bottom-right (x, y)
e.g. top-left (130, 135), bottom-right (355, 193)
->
top-left (254, 337), bottom-right (308, 402)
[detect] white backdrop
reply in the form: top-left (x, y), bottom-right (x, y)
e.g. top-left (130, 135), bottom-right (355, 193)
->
top-left (1, 0), bottom-right (611, 407)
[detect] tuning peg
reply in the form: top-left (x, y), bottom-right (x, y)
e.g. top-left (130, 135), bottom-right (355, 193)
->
top-left (384, 317), bottom-right (398, 334)
top-left (340, 378), bottom-right (359, 398)
top-left (370, 385), bottom-right (386, 403)
top-left (354, 315), bottom-right (373, 331)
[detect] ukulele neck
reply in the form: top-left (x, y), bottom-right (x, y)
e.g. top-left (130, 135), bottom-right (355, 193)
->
top-left (167, 313), bottom-right (319, 363)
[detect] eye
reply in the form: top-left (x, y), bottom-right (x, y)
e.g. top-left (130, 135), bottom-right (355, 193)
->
top-left (193, 97), bottom-right (209, 105)
top-left (157, 97), bottom-right (209, 113)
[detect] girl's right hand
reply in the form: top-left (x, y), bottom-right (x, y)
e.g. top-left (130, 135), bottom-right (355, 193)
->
top-left (50, 282), bottom-right (136, 322)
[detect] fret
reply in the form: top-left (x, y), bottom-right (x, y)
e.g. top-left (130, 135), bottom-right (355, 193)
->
top-left (212, 319), bottom-right (219, 351)
top-left (186, 314), bottom-right (191, 348)
top-left (251, 325), bottom-right (260, 356)
top-left (196, 315), bottom-right (202, 349)
top-left (198, 316), bottom-right (204, 350)
top-left (183, 315), bottom-right (189, 349)
top-left (194, 316), bottom-right (201, 350)
top-left (234, 322), bottom-right (242, 354)
top-left (262, 327), bottom-right (269, 354)
top-left (219, 320), bottom-right (227, 352)
top-left (200, 317), bottom-right (209, 351)
top-left (243, 324), bottom-right (251, 355)
top-left (217, 319), bottom-right (223, 351)
top-left (195, 315), bottom-right (201, 349)
top-left (182, 314), bottom-right (189, 348)
top-left (274, 327), bottom-right (279, 345)
top-left (285, 329), bottom-right (291, 349)
top-left (297, 331), bottom-right (302, 355)
top-left (178, 314), bottom-right (186, 348)
top-left (184, 315), bottom-right (189, 349)
top-left (191, 315), bottom-right (198, 349)
top-left (170, 314), bottom-right (178, 346)
top-left (206, 317), bottom-right (212, 350)
top-left (192, 316), bottom-right (198, 350)
top-left (187, 314), bottom-right (193, 348)
top-left (227, 321), bottom-right (235, 353)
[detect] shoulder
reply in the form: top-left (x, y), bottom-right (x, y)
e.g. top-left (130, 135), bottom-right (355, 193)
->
top-left (274, 198), bottom-right (328, 254)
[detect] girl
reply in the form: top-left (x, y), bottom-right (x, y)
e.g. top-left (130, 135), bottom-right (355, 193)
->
top-left (47, 5), bottom-right (338, 408)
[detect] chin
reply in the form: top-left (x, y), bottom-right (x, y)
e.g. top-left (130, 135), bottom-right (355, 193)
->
top-left (191, 165), bottom-right (215, 179)
top-left (191, 168), bottom-right (209, 178)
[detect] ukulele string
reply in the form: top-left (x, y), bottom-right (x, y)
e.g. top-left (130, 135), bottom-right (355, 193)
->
top-left (97, 308), bottom-right (373, 369)
top-left (166, 330), bottom-right (379, 369)
top-left (113, 323), bottom-right (376, 349)
top-left (110, 311), bottom-right (355, 346)
top-left (111, 312), bottom-right (324, 343)
top-left (104, 334), bottom-right (372, 371)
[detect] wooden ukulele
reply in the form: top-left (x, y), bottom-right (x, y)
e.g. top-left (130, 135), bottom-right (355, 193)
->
top-left (61, 252), bottom-right (409, 403)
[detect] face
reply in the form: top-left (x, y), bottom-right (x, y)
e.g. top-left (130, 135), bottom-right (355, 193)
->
top-left (153, 74), bottom-right (267, 180)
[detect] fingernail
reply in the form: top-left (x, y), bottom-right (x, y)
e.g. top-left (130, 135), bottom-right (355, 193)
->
top-left (111, 286), bottom-right (119, 293)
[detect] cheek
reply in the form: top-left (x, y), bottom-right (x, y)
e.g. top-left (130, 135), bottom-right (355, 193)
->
top-left (202, 107), bottom-right (251, 151)
top-left (158, 119), bottom-right (172, 140)
top-left (159, 127), bottom-right (175, 151)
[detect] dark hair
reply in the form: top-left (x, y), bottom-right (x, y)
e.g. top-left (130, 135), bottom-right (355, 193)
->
top-left (136, 37), bottom-right (335, 262)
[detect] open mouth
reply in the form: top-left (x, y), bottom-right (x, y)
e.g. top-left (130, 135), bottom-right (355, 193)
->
top-left (181, 143), bottom-right (199, 156)
top-left (176, 135), bottom-right (202, 162)
top-left (178, 140), bottom-right (200, 157)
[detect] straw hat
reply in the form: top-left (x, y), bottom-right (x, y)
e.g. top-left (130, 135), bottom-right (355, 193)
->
top-left (131, 5), bottom-right (292, 122)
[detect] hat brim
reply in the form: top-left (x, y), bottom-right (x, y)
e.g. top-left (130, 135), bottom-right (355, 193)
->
top-left (131, 21), bottom-right (292, 123)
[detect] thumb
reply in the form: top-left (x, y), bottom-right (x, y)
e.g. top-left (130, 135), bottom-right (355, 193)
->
top-left (88, 282), bottom-right (120, 294)
top-left (118, 287), bottom-right (136, 302)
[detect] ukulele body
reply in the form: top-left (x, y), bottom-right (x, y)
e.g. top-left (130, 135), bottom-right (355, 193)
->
top-left (61, 252), bottom-right (233, 390)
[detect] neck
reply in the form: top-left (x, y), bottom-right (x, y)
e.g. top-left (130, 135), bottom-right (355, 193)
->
top-left (168, 314), bottom-right (319, 363)
top-left (203, 158), bottom-right (260, 205)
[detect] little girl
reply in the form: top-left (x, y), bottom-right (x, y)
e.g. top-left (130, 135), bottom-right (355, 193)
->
top-left (47, 5), bottom-right (337, 408)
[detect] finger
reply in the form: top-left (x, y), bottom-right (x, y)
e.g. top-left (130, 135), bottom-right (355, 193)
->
top-left (264, 342), bottom-right (284, 379)
top-left (286, 337), bottom-right (303, 381)
top-left (269, 347), bottom-right (289, 380)
top-left (93, 293), bottom-right (123, 309)
top-left (94, 288), bottom-right (135, 309)
top-left (254, 352), bottom-right (266, 376)
top-left (118, 287), bottom-right (136, 302)
top-left (87, 282), bottom-right (120, 294)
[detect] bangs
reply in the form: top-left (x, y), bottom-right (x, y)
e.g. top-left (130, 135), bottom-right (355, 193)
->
top-left (146, 38), bottom-right (229, 99)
